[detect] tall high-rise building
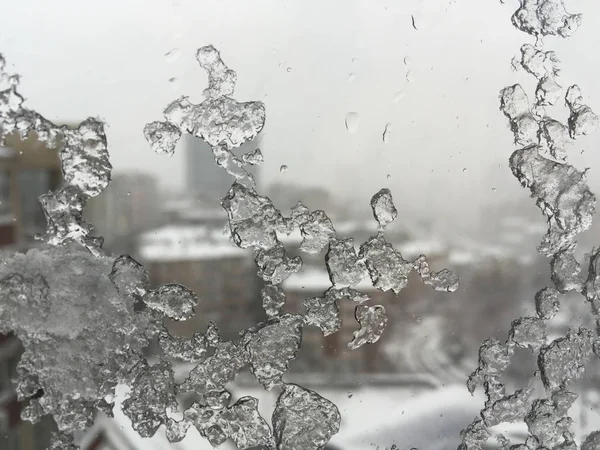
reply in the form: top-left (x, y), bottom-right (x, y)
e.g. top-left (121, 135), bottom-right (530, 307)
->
top-left (84, 172), bottom-right (160, 251)
top-left (185, 135), bottom-right (260, 206)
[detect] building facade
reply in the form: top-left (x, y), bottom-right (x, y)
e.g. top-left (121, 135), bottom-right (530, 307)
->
top-left (136, 224), bottom-right (259, 341)
top-left (0, 132), bottom-right (62, 249)
top-left (84, 172), bottom-right (160, 252)
top-left (185, 134), bottom-right (260, 207)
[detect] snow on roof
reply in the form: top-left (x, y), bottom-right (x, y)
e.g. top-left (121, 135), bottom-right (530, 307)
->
top-left (448, 249), bottom-right (476, 266)
top-left (138, 224), bottom-right (249, 262)
top-left (397, 239), bottom-right (447, 259)
top-left (282, 268), bottom-right (376, 291)
top-left (163, 196), bottom-right (224, 212)
top-left (177, 208), bottom-right (227, 221)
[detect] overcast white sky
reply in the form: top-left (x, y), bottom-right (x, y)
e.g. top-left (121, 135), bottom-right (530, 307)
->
top-left (1, 0), bottom-right (599, 231)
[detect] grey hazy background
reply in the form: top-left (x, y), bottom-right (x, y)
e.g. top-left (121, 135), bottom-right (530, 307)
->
top-left (0, 0), bottom-right (599, 235)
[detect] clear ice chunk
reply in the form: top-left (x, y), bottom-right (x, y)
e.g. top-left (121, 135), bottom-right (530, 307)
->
top-left (348, 304), bottom-right (388, 350)
top-left (272, 384), bottom-right (341, 450)
top-left (143, 120), bottom-right (181, 157)
top-left (370, 188), bottom-right (398, 228)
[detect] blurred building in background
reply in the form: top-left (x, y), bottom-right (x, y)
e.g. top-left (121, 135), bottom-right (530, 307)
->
top-left (0, 334), bottom-right (55, 450)
top-left (136, 224), bottom-right (260, 341)
top-left (185, 134), bottom-right (260, 207)
top-left (283, 269), bottom-right (397, 374)
top-left (265, 182), bottom-right (343, 218)
top-left (0, 132), bottom-right (62, 250)
top-left (161, 194), bottom-right (227, 226)
top-left (84, 172), bottom-right (160, 254)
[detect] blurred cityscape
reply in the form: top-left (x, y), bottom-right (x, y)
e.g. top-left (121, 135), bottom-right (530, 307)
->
top-left (1, 130), bottom-right (600, 449)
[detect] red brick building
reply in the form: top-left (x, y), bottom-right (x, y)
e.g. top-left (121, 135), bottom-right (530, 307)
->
top-left (136, 224), bottom-right (259, 340)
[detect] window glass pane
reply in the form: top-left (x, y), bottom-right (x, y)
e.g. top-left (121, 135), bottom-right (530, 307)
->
top-left (1, 1), bottom-right (600, 449)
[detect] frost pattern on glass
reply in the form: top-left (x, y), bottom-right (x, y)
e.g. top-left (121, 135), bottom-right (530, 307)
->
top-left (459, 1), bottom-right (600, 449)
top-left (0, 41), bottom-right (461, 449)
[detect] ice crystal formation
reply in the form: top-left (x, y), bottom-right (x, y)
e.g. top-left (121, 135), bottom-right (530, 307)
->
top-left (459, 1), bottom-right (600, 449)
top-left (6, 1), bottom-right (600, 447)
top-left (0, 44), bottom-right (459, 449)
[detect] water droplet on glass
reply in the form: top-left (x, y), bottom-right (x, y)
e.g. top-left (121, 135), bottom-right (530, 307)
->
top-left (386, 174), bottom-right (391, 179)
top-left (406, 70), bottom-right (414, 83)
top-left (345, 112), bottom-right (360, 133)
top-left (416, 317), bottom-right (422, 323)
top-left (164, 48), bottom-right (180, 63)
top-left (382, 123), bottom-right (392, 143)
top-left (492, 188), bottom-right (497, 192)
top-left (127, 192), bottom-right (131, 196)
top-left (411, 15), bottom-right (418, 30)
top-left (347, 72), bottom-right (356, 82)
top-left (347, 392), bottom-right (353, 398)
top-left (462, 168), bottom-right (467, 172)
top-left (393, 91), bottom-right (405, 103)
top-left (404, 56), bottom-right (412, 66)
top-left (286, 67), bottom-right (292, 73)
top-left (280, 165), bottom-right (288, 173)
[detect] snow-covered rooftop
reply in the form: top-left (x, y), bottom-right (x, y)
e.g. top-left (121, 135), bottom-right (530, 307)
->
top-left (282, 268), bottom-right (376, 292)
top-left (397, 239), bottom-right (447, 259)
top-left (137, 224), bottom-right (249, 262)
